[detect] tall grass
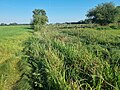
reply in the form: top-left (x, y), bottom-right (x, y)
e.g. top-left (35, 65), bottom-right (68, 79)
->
top-left (16, 25), bottom-right (120, 90)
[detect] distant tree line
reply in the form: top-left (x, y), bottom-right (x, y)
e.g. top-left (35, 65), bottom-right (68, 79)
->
top-left (64, 2), bottom-right (120, 26)
top-left (1, 2), bottom-right (120, 28)
top-left (0, 23), bottom-right (30, 26)
top-left (0, 23), bottom-right (8, 26)
top-left (86, 2), bottom-right (120, 25)
top-left (64, 19), bottom-right (92, 24)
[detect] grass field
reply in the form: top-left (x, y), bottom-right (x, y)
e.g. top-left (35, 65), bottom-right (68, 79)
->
top-left (15, 25), bottom-right (120, 90)
top-left (0, 25), bottom-right (120, 90)
top-left (0, 26), bottom-right (31, 90)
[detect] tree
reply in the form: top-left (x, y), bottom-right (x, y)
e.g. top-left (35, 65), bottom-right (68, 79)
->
top-left (32, 9), bottom-right (48, 31)
top-left (9, 22), bottom-right (18, 25)
top-left (86, 2), bottom-right (119, 25)
top-left (116, 6), bottom-right (120, 23)
top-left (0, 23), bottom-right (7, 26)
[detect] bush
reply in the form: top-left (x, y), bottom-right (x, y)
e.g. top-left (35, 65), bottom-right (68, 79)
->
top-left (96, 26), bottom-right (111, 30)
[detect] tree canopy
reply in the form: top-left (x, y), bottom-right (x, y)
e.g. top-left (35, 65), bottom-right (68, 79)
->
top-left (116, 6), bottom-right (120, 23)
top-left (86, 2), bottom-right (120, 25)
top-left (32, 9), bottom-right (48, 31)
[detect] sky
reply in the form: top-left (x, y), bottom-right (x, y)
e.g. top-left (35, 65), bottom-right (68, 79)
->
top-left (0, 0), bottom-right (120, 24)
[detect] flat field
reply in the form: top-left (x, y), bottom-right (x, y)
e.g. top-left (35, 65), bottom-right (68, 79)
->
top-left (0, 25), bottom-right (31, 90)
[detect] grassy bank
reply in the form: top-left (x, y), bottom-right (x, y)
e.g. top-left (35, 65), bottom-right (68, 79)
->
top-left (17, 25), bottom-right (120, 90)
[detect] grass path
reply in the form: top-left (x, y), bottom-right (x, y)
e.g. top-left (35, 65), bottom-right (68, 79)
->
top-left (0, 26), bottom-right (31, 90)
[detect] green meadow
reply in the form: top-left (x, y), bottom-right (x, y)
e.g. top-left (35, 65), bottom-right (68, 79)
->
top-left (0, 26), bottom-right (31, 90)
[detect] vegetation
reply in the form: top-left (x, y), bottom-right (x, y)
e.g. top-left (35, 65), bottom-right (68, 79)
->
top-left (14, 24), bottom-right (120, 90)
top-left (0, 2), bottom-right (120, 90)
top-left (0, 23), bottom-right (7, 26)
top-left (116, 6), bottom-right (120, 23)
top-left (32, 9), bottom-right (48, 31)
top-left (86, 2), bottom-right (120, 25)
top-left (9, 23), bottom-right (18, 26)
top-left (0, 26), bottom-right (31, 90)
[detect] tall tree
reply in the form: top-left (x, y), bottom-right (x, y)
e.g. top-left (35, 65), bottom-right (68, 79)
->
top-left (32, 9), bottom-right (48, 31)
top-left (116, 6), bottom-right (120, 23)
top-left (86, 2), bottom-right (119, 25)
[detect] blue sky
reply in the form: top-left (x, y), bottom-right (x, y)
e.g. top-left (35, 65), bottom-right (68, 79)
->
top-left (0, 0), bottom-right (120, 24)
